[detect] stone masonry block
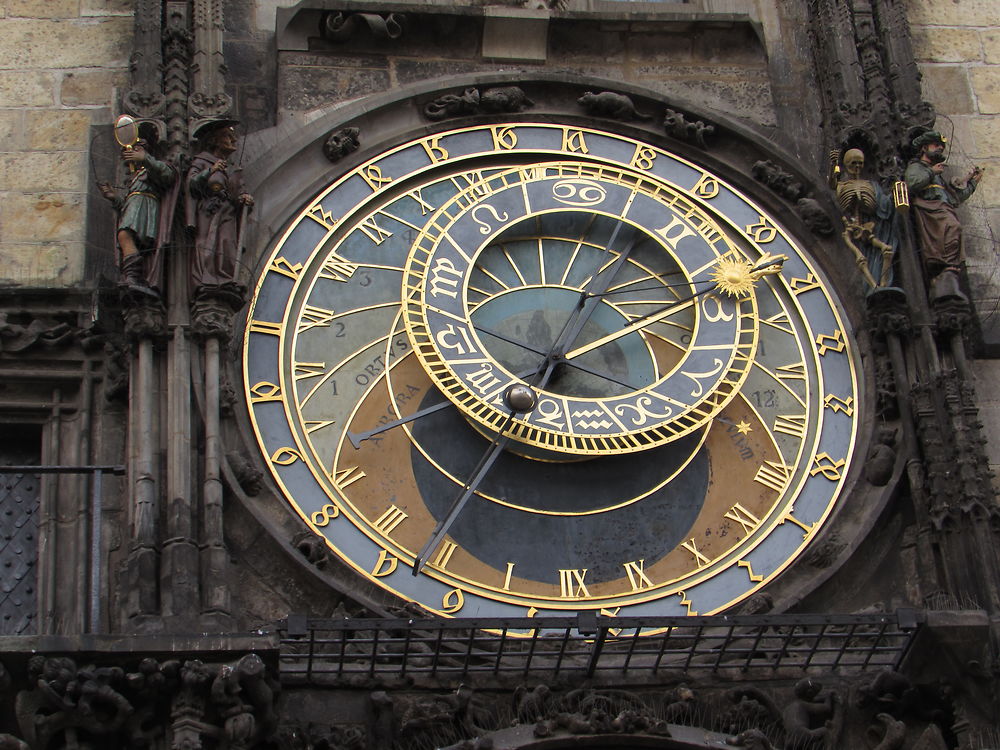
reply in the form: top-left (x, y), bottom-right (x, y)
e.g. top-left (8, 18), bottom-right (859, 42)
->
top-left (0, 192), bottom-right (85, 243)
top-left (0, 70), bottom-right (56, 107)
top-left (25, 110), bottom-right (94, 151)
top-left (81, 0), bottom-right (135, 16)
top-left (0, 111), bottom-right (23, 150)
top-left (969, 117), bottom-right (1000, 159)
top-left (918, 65), bottom-right (975, 114)
top-left (7, 0), bottom-right (81, 18)
top-left (0, 18), bottom-right (132, 70)
top-left (911, 27), bottom-right (982, 63)
top-left (0, 241), bottom-right (83, 287)
top-left (60, 69), bottom-right (126, 107)
top-left (983, 30), bottom-right (1000, 65)
top-left (906, 0), bottom-right (997, 28)
top-left (970, 66), bottom-right (1000, 114)
top-left (0, 152), bottom-right (87, 192)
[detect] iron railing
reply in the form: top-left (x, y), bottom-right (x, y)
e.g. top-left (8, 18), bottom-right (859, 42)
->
top-left (276, 609), bottom-right (923, 683)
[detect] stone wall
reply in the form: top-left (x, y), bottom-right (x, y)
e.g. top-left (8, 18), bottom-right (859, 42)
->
top-left (0, 0), bottom-right (132, 288)
top-left (906, 0), bottom-right (1000, 486)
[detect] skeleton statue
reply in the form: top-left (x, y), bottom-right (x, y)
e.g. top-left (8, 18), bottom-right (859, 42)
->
top-left (829, 148), bottom-right (897, 289)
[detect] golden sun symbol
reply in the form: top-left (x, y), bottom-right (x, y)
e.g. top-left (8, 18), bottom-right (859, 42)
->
top-left (710, 253), bottom-right (788, 297)
top-left (710, 257), bottom-right (756, 298)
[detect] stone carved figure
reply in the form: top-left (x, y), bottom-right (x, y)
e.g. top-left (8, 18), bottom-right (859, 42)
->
top-left (829, 148), bottom-right (898, 289)
top-left (424, 86), bottom-right (532, 121)
top-left (186, 119), bottom-right (255, 290)
top-left (904, 130), bottom-right (984, 281)
top-left (323, 127), bottom-right (361, 162)
top-left (97, 125), bottom-right (177, 294)
top-left (577, 91), bottom-right (651, 121)
top-left (781, 678), bottom-right (838, 749)
top-left (16, 656), bottom-right (135, 749)
top-left (663, 108), bottom-right (714, 149)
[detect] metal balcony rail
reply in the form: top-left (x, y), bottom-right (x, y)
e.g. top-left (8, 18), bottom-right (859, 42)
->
top-left (276, 610), bottom-right (923, 683)
top-left (0, 464), bottom-right (125, 633)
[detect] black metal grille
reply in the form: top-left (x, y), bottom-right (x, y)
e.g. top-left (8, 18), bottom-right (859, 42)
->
top-left (277, 610), bottom-right (922, 683)
top-left (0, 467), bottom-right (39, 635)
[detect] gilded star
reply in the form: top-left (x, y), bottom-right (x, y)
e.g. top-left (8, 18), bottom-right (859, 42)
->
top-left (736, 420), bottom-right (753, 435)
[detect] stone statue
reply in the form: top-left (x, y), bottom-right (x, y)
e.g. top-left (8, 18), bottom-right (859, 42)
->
top-left (781, 678), bottom-right (838, 749)
top-left (829, 148), bottom-right (897, 288)
top-left (97, 125), bottom-right (177, 294)
top-left (186, 119), bottom-right (254, 290)
top-left (904, 130), bottom-right (983, 280)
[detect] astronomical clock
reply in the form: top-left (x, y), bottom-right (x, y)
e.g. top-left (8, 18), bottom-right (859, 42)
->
top-left (242, 120), bottom-right (860, 620)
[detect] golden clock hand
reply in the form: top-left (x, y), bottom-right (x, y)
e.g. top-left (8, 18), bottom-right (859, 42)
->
top-left (551, 232), bottom-right (638, 358)
top-left (563, 289), bottom-right (706, 361)
top-left (474, 324), bottom-right (641, 390)
top-left (412, 386), bottom-right (537, 575)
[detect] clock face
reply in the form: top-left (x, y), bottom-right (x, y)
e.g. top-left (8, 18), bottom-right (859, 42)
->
top-left (243, 122), bottom-right (860, 619)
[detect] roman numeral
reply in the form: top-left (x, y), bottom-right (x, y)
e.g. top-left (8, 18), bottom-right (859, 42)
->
top-left (724, 503), bottom-right (762, 535)
top-left (357, 215), bottom-right (392, 245)
top-left (775, 361), bottom-right (806, 384)
top-left (249, 320), bottom-right (282, 336)
top-left (372, 505), bottom-right (407, 536)
top-left (332, 465), bottom-right (366, 489)
top-left (681, 539), bottom-right (710, 569)
top-left (297, 305), bottom-right (336, 332)
top-left (623, 559), bottom-right (653, 591)
top-left (774, 414), bottom-right (807, 439)
top-left (559, 568), bottom-right (590, 598)
top-left (319, 253), bottom-right (357, 282)
top-left (431, 540), bottom-right (458, 570)
top-left (754, 460), bottom-right (792, 493)
top-left (293, 361), bottom-right (326, 380)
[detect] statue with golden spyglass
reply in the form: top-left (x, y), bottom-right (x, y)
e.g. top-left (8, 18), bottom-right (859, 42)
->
top-left (97, 115), bottom-right (177, 293)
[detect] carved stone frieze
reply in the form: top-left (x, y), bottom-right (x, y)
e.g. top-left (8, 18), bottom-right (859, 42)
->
top-left (663, 108), bottom-right (714, 149)
top-left (0, 311), bottom-right (76, 354)
top-left (320, 11), bottom-right (406, 42)
top-left (576, 91), bottom-right (651, 122)
top-left (10, 653), bottom-right (279, 750)
top-left (424, 86), bottom-right (533, 121)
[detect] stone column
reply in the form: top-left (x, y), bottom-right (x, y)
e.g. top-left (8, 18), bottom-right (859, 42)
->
top-left (191, 286), bottom-right (244, 629)
top-left (122, 297), bottom-right (167, 623)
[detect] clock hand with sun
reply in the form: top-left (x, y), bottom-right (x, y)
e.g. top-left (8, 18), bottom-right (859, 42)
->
top-left (565, 253), bottom-right (787, 361)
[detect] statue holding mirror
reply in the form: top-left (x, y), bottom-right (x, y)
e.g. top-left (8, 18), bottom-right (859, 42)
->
top-left (97, 115), bottom-right (178, 294)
